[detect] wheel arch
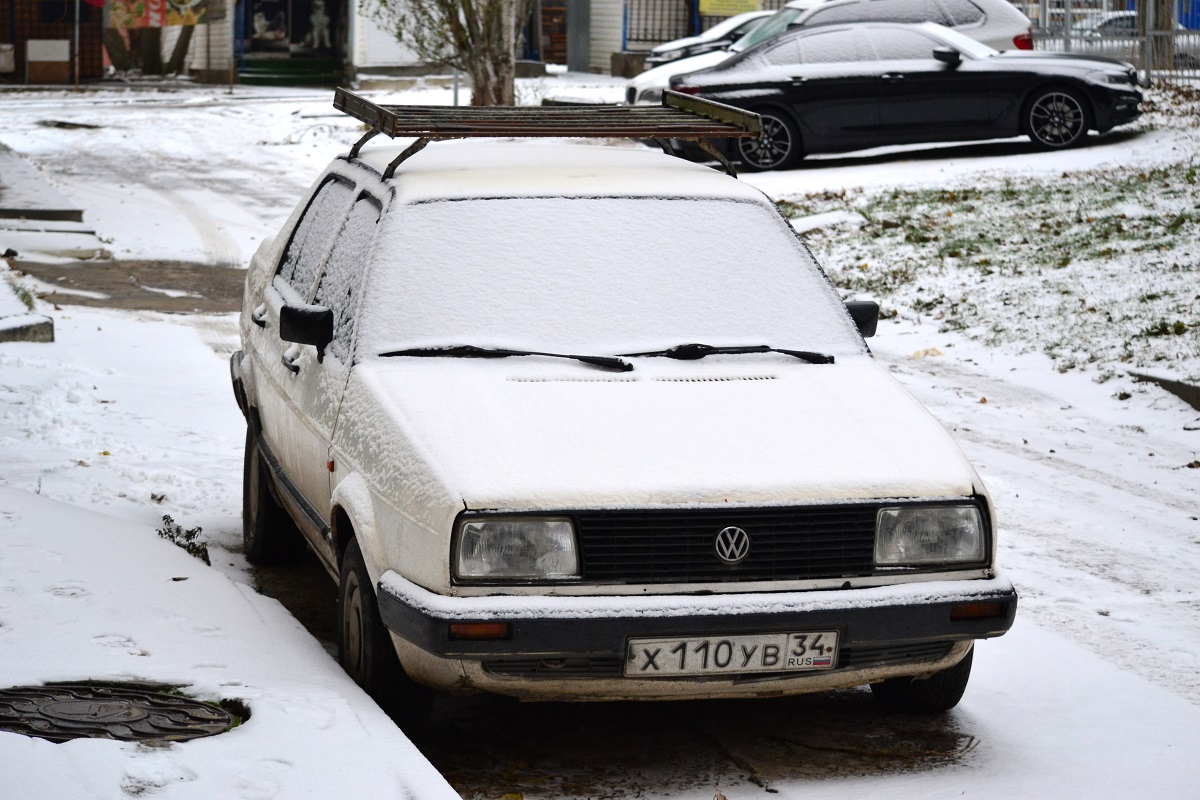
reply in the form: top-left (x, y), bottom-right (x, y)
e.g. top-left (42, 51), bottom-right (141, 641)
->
top-left (330, 472), bottom-right (383, 577)
top-left (1019, 81), bottom-right (1096, 137)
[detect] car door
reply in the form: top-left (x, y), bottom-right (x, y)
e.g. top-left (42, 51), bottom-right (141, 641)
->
top-left (771, 28), bottom-right (883, 150)
top-left (250, 175), bottom-right (355, 550)
top-left (870, 28), bottom-right (994, 143)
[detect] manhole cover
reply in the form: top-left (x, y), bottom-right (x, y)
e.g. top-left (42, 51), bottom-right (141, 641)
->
top-left (0, 684), bottom-right (237, 743)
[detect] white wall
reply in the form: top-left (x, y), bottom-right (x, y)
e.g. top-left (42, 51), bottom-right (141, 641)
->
top-left (590, 0), bottom-right (624, 72)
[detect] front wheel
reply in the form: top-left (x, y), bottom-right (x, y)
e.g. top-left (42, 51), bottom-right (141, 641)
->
top-left (870, 646), bottom-right (974, 714)
top-left (737, 110), bottom-right (803, 171)
top-left (339, 538), bottom-right (432, 733)
top-left (1025, 87), bottom-right (1090, 149)
top-left (242, 427), bottom-right (303, 564)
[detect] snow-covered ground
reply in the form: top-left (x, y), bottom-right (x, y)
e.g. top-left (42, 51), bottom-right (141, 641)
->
top-left (1, 76), bottom-right (1198, 798)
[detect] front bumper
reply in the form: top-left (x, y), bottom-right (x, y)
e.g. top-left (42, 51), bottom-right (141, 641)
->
top-left (377, 571), bottom-right (1016, 698)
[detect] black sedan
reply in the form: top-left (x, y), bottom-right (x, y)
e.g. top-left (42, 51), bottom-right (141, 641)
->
top-left (668, 22), bottom-right (1143, 171)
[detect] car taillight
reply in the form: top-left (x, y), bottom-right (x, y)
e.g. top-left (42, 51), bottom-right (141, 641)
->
top-left (670, 84), bottom-right (701, 95)
top-left (1013, 30), bottom-right (1033, 50)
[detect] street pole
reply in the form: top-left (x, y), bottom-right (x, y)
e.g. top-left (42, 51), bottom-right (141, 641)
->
top-left (74, 0), bottom-right (80, 90)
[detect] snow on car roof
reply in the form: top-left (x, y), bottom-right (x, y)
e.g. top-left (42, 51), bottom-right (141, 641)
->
top-left (353, 138), bottom-right (774, 205)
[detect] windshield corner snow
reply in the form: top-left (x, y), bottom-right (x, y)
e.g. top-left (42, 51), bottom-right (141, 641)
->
top-left (359, 197), bottom-right (866, 358)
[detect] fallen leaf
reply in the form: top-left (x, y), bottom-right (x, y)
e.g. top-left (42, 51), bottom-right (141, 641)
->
top-left (979, 397), bottom-right (988, 404)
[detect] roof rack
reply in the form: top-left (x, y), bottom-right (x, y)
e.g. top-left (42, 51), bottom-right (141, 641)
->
top-left (333, 88), bottom-right (761, 178)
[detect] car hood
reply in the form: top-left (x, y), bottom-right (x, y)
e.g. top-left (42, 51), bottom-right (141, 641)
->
top-left (348, 356), bottom-right (983, 512)
top-left (989, 50), bottom-right (1134, 70)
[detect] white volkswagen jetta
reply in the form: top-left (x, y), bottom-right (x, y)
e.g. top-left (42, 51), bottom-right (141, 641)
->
top-left (231, 91), bottom-right (1016, 728)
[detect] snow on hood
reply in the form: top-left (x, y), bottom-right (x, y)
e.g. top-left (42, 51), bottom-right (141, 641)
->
top-left (352, 356), bottom-right (982, 511)
top-left (628, 50), bottom-right (732, 98)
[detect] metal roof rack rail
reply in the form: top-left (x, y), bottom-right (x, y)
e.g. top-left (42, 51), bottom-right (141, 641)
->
top-left (333, 88), bottom-right (761, 178)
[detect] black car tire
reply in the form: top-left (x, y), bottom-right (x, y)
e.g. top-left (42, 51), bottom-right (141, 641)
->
top-left (1024, 87), bottom-right (1091, 150)
top-left (869, 646), bottom-right (974, 714)
top-left (737, 109), bottom-right (803, 171)
top-left (339, 537), bottom-right (432, 734)
top-left (242, 427), bottom-right (304, 565)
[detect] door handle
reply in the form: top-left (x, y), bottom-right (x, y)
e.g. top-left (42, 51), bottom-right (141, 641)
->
top-left (251, 304), bottom-right (268, 328)
top-left (882, 73), bottom-right (905, 82)
top-left (281, 346), bottom-right (301, 375)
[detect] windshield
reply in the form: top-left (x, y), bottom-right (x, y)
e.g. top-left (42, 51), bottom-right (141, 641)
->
top-left (359, 197), bottom-right (866, 358)
top-left (732, 8), bottom-right (806, 52)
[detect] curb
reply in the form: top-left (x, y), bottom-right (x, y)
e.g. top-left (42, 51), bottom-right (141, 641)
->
top-left (1130, 371), bottom-right (1200, 413)
top-left (0, 313), bottom-right (54, 343)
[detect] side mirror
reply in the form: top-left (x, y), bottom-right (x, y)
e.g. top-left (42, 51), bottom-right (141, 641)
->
top-left (933, 47), bottom-right (961, 67)
top-left (845, 300), bottom-right (879, 339)
top-left (279, 303), bottom-right (334, 362)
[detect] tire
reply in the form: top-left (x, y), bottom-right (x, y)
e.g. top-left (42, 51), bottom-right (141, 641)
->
top-left (1025, 87), bottom-right (1090, 150)
top-left (737, 109), bottom-right (803, 171)
top-left (339, 538), bottom-right (432, 733)
top-left (242, 427), bottom-right (304, 565)
top-left (870, 645), bottom-right (974, 714)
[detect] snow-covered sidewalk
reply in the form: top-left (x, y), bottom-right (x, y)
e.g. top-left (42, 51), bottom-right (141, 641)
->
top-left (0, 486), bottom-right (459, 799)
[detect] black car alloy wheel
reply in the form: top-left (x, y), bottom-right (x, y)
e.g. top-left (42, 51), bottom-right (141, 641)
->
top-left (738, 110), bottom-right (801, 171)
top-left (1026, 88), bottom-right (1089, 149)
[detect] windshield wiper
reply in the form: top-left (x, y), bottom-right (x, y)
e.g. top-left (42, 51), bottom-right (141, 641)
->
top-left (380, 345), bottom-right (633, 372)
top-left (621, 343), bottom-right (834, 364)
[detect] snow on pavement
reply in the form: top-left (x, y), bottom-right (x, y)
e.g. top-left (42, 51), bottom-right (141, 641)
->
top-left (0, 487), bottom-right (458, 800)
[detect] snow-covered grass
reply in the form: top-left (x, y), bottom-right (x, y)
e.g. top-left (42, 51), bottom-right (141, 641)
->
top-left (777, 84), bottom-right (1200, 384)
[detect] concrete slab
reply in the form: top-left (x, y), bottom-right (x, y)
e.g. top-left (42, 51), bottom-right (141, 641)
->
top-left (0, 143), bottom-right (84, 222)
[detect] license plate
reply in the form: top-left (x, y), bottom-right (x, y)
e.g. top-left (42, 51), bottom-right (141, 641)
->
top-left (624, 631), bottom-right (839, 677)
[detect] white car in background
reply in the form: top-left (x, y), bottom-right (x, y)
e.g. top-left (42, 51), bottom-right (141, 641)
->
top-left (628, 0), bottom-right (1033, 105)
top-left (645, 10), bottom-right (775, 66)
top-left (1047, 11), bottom-right (1200, 69)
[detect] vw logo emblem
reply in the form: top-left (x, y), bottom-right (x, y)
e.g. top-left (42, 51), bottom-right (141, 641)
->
top-left (714, 526), bottom-right (751, 564)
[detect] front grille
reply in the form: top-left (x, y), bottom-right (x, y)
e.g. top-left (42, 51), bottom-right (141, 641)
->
top-left (575, 506), bottom-right (878, 583)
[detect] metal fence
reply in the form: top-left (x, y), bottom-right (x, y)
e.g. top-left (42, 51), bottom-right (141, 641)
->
top-left (1014, 0), bottom-right (1200, 82)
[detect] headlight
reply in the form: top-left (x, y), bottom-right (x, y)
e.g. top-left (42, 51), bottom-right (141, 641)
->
top-left (455, 517), bottom-right (580, 581)
top-left (874, 505), bottom-right (986, 567)
top-left (1087, 69), bottom-right (1135, 85)
top-left (653, 49), bottom-right (684, 62)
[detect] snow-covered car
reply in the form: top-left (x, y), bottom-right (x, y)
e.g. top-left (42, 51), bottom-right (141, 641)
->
top-left (231, 91), bottom-right (1016, 726)
top-left (627, 0), bottom-right (1033, 105)
top-left (1044, 11), bottom-right (1200, 69)
top-left (645, 10), bottom-right (775, 67)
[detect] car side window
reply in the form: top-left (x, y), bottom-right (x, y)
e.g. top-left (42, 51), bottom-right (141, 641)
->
top-left (759, 36), bottom-right (805, 66)
top-left (936, 0), bottom-right (985, 26)
top-left (1104, 16), bottom-right (1135, 36)
top-left (798, 29), bottom-right (878, 64)
top-left (277, 177), bottom-right (354, 298)
top-left (867, 28), bottom-right (943, 60)
top-left (313, 195), bottom-right (382, 362)
top-left (806, 0), bottom-right (949, 27)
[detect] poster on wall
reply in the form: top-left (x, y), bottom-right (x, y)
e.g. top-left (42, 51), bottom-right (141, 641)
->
top-left (699, 0), bottom-right (761, 16)
top-left (108, 0), bottom-right (211, 27)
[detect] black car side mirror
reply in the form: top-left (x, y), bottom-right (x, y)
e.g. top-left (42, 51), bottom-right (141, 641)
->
top-left (845, 300), bottom-right (879, 339)
top-left (279, 303), bottom-right (334, 362)
top-left (933, 47), bottom-right (962, 67)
